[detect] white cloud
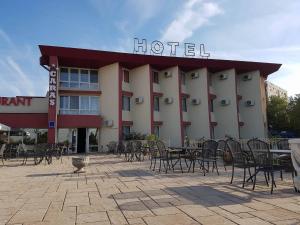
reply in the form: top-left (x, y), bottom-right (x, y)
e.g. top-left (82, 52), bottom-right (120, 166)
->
top-left (126, 0), bottom-right (162, 22)
top-left (161, 0), bottom-right (222, 42)
top-left (5, 57), bottom-right (35, 96)
top-left (268, 63), bottom-right (300, 97)
top-left (0, 28), bottom-right (14, 47)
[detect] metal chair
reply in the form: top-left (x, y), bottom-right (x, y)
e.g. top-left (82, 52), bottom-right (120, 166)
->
top-left (0, 144), bottom-right (6, 165)
top-left (226, 138), bottom-right (254, 188)
top-left (247, 138), bottom-right (286, 194)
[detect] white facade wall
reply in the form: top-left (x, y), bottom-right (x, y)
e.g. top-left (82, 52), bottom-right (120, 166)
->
top-left (185, 68), bottom-right (211, 139)
top-left (211, 69), bottom-right (239, 139)
top-left (99, 63), bottom-right (119, 147)
top-left (130, 65), bottom-right (151, 134)
top-left (159, 67), bottom-right (181, 146)
top-left (237, 70), bottom-right (267, 138)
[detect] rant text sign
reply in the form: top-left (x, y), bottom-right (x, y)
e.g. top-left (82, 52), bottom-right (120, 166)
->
top-left (0, 97), bottom-right (32, 106)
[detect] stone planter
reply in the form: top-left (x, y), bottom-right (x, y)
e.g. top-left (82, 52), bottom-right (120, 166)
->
top-left (72, 157), bottom-right (89, 173)
top-left (289, 139), bottom-right (300, 193)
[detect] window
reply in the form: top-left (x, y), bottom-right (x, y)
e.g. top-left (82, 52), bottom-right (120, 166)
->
top-left (182, 97), bottom-right (187, 112)
top-left (122, 96), bottom-right (131, 111)
top-left (122, 126), bottom-right (130, 138)
top-left (181, 72), bottom-right (186, 85)
top-left (123, 70), bottom-right (129, 83)
top-left (153, 71), bottom-right (159, 84)
top-left (70, 96), bottom-right (79, 109)
top-left (80, 70), bottom-right (89, 89)
top-left (154, 126), bottom-right (160, 137)
top-left (70, 69), bottom-right (79, 88)
top-left (183, 126), bottom-right (188, 137)
top-left (60, 96), bottom-right (69, 109)
top-left (210, 99), bottom-right (214, 112)
top-left (59, 68), bottom-right (99, 90)
top-left (80, 96), bottom-right (89, 114)
top-left (154, 96), bottom-right (160, 111)
top-left (59, 96), bottom-right (100, 115)
top-left (90, 96), bottom-right (99, 113)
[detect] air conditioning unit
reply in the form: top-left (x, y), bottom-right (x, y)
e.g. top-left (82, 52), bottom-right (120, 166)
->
top-left (190, 72), bottom-right (199, 79)
top-left (220, 99), bottom-right (230, 106)
top-left (104, 120), bottom-right (113, 127)
top-left (245, 100), bottom-right (255, 106)
top-left (243, 74), bottom-right (252, 81)
top-left (164, 97), bottom-right (173, 104)
top-left (135, 97), bottom-right (144, 104)
top-left (191, 98), bottom-right (201, 105)
top-left (164, 71), bottom-right (172, 78)
top-left (219, 74), bottom-right (228, 80)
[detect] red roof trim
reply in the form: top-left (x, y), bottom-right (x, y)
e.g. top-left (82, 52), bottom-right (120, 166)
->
top-left (39, 45), bottom-right (281, 77)
top-left (122, 91), bottom-right (133, 97)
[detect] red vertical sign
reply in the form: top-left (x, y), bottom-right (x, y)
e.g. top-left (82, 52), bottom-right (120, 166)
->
top-left (48, 56), bottom-right (58, 143)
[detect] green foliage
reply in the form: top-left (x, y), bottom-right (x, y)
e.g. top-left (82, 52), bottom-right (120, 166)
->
top-left (124, 132), bottom-right (147, 140)
top-left (267, 96), bottom-right (289, 131)
top-left (146, 134), bottom-right (158, 141)
top-left (288, 94), bottom-right (300, 135)
top-left (267, 94), bottom-right (300, 136)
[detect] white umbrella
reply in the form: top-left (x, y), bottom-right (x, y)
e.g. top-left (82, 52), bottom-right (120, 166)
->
top-left (0, 123), bottom-right (10, 131)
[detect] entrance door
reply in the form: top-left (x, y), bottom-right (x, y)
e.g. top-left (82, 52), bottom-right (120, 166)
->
top-left (77, 128), bottom-right (86, 153)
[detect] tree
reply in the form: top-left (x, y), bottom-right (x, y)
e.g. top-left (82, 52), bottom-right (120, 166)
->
top-left (267, 96), bottom-right (290, 131)
top-left (288, 94), bottom-right (300, 136)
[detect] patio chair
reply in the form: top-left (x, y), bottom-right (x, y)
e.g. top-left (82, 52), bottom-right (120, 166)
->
top-left (217, 139), bottom-right (231, 171)
top-left (226, 138), bottom-right (255, 188)
top-left (156, 140), bottom-right (178, 173)
top-left (0, 144), bottom-right (6, 165)
top-left (200, 140), bottom-right (219, 176)
top-left (247, 138), bottom-right (286, 194)
top-left (125, 141), bottom-right (134, 161)
top-left (116, 141), bottom-right (125, 156)
top-left (148, 140), bottom-right (158, 170)
top-left (276, 139), bottom-right (294, 175)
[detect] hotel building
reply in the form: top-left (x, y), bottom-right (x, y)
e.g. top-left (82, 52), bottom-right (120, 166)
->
top-left (265, 81), bottom-right (288, 99)
top-left (0, 45), bottom-right (281, 152)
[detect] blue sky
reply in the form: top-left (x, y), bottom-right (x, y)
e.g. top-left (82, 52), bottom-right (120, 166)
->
top-left (0, 0), bottom-right (299, 96)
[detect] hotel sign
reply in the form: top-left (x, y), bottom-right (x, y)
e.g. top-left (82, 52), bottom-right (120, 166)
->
top-left (133, 38), bottom-right (210, 58)
top-left (49, 65), bottom-right (57, 106)
top-left (0, 97), bottom-right (32, 106)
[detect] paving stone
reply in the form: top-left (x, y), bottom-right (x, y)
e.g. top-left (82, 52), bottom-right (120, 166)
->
top-left (76, 211), bottom-right (108, 224)
top-left (195, 215), bottom-right (236, 225)
top-left (0, 155), bottom-right (297, 225)
top-left (143, 214), bottom-right (200, 225)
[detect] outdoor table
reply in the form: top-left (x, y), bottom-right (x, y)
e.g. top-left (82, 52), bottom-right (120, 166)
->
top-left (168, 146), bottom-right (202, 172)
top-left (245, 149), bottom-right (292, 184)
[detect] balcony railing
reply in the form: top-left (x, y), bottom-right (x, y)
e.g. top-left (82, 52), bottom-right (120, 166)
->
top-left (60, 109), bottom-right (100, 115)
top-left (59, 82), bottom-right (99, 90)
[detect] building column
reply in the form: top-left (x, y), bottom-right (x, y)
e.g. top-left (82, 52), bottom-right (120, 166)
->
top-left (48, 56), bottom-right (58, 144)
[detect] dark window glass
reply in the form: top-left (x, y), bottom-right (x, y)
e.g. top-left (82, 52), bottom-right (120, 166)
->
top-left (123, 70), bottom-right (129, 83)
top-left (182, 97), bottom-right (187, 112)
top-left (122, 96), bottom-right (130, 111)
top-left (70, 69), bottom-right (79, 82)
top-left (70, 96), bottom-right (79, 109)
top-left (153, 71), bottom-right (159, 84)
top-left (90, 70), bottom-right (98, 83)
top-left (210, 99), bottom-right (214, 112)
top-left (60, 68), bottom-right (69, 81)
top-left (154, 96), bottom-right (160, 111)
top-left (154, 126), bottom-right (160, 137)
top-left (122, 126), bottom-right (130, 138)
top-left (181, 72), bottom-right (186, 85)
top-left (80, 70), bottom-right (89, 82)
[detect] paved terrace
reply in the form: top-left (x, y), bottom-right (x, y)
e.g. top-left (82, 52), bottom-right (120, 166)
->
top-left (0, 155), bottom-right (299, 225)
